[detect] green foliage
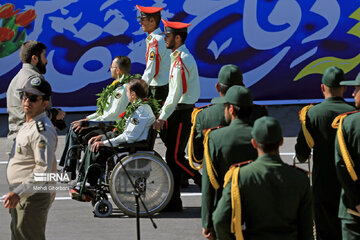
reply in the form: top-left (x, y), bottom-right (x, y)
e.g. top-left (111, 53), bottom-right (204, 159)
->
top-left (113, 97), bottom-right (161, 134)
top-left (95, 74), bottom-right (141, 116)
top-left (0, 16), bottom-right (26, 58)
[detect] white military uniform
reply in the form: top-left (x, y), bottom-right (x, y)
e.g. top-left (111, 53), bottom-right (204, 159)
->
top-left (7, 111), bottom-right (58, 196)
top-left (103, 103), bottom-right (156, 147)
top-left (159, 44), bottom-right (200, 120)
top-left (142, 27), bottom-right (171, 87)
top-left (86, 74), bottom-right (129, 121)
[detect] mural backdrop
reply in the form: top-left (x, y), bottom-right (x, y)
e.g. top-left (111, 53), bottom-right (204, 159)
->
top-left (0, 0), bottom-right (359, 112)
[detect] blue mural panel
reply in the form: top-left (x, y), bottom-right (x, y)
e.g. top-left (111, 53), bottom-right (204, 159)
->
top-left (0, 0), bottom-right (359, 111)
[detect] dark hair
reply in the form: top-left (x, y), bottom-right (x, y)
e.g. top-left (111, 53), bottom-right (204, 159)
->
top-left (42, 95), bottom-right (50, 101)
top-left (174, 32), bottom-right (188, 44)
top-left (114, 56), bottom-right (131, 74)
top-left (256, 141), bottom-right (281, 153)
top-left (128, 78), bottom-right (148, 98)
top-left (19, 40), bottom-right (47, 63)
top-left (218, 82), bottom-right (244, 95)
top-left (147, 13), bottom-right (161, 28)
top-left (232, 105), bottom-right (253, 119)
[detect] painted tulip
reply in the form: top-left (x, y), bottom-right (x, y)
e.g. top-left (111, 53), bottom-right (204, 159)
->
top-left (0, 3), bottom-right (20, 19)
top-left (0, 27), bottom-right (14, 42)
top-left (15, 9), bottom-right (36, 26)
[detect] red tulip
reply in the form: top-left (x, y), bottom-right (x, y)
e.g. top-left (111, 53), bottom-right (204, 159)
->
top-left (118, 112), bottom-right (125, 118)
top-left (0, 3), bottom-right (20, 19)
top-left (0, 27), bottom-right (14, 42)
top-left (15, 9), bottom-right (36, 26)
top-left (112, 128), bottom-right (118, 132)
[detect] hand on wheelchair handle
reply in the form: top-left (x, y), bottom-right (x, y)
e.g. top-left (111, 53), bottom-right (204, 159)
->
top-left (88, 135), bottom-right (102, 145)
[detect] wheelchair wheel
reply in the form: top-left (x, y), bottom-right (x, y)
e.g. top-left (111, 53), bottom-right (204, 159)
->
top-left (109, 152), bottom-right (174, 216)
top-left (93, 199), bottom-right (112, 217)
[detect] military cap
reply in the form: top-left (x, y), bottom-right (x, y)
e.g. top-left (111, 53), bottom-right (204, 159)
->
top-left (162, 19), bottom-right (190, 34)
top-left (252, 116), bottom-right (282, 144)
top-left (340, 72), bottom-right (360, 86)
top-left (136, 5), bottom-right (163, 18)
top-left (322, 66), bottom-right (345, 87)
top-left (17, 76), bottom-right (52, 96)
top-left (211, 85), bottom-right (252, 107)
top-left (218, 64), bottom-right (243, 86)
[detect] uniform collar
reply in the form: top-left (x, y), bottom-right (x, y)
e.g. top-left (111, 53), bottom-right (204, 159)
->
top-left (171, 44), bottom-right (187, 56)
top-left (28, 112), bottom-right (47, 123)
top-left (22, 63), bottom-right (41, 74)
top-left (150, 28), bottom-right (162, 36)
top-left (323, 96), bottom-right (346, 102)
top-left (229, 118), bottom-right (249, 126)
top-left (256, 153), bottom-right (283, 164)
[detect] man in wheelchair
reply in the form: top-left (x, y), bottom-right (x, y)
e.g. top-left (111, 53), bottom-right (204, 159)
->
top-left (70, 78), bottom-right (156, 200)
top-left (59, 56), bottom-right (132, 180)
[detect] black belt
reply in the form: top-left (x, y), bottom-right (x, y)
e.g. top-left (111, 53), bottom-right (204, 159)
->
top-left (149, 84), bottom-right (169, 89)
top-left (175, 104), bottom-right (195, 111)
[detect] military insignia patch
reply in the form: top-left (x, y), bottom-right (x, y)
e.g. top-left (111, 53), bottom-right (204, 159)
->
top-left (16, 144), bottom-right (21, 153)
top-left (131, 118), bottom-right (139, 125)
top-left (149, 51), bottom-right (155, 61)
top-left (174, 51), bottom-right (181, 58)
top-left (36, 121), bottom-right (45, 132)
top-left (30, 77), bottom-right (41, 86)
top-left (147, 35), bottom-right (153, 41)
top-left (38, 140), bottom-right (46, 149)
top-left (115, 92), bottom-right (122, 99)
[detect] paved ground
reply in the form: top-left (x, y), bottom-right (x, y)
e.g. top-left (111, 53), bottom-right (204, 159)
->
top-left (0, 134), bottom-right (306, 240)
top-left (0, 106), bottom-right (309, 240)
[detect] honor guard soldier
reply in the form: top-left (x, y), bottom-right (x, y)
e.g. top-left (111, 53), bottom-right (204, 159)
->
top-left (295, 66), bottom-right (355, 240)
top-left (213, 116), bottom-right (313, 240)
top-left (333, 72), bottom-right (360, 239)
top-left (60, 56), bottom-right (132, 179)
top-left (153, 19), bottom-right (201, 211)
top-left (188, 65), bottom-right (267, 171)
top-left (4, 77), bottom-right (57, 240)
top-left (136, 5), bottom-right (170, 104)
top-left (201, 86), bottom-right (257, 240)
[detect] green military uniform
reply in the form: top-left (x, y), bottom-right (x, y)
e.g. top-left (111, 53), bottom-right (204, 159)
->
top-left (201, 86), bottom-right (257, 231)
top-left (295, 67), bottom-right (355, 239)
top-left (334, 74), bottom-right (360, 240)
top-left (213, 117), bottom-right (313, 240)
top-left (191, 65), bottom-right (267, 161)
top-left (335, 111), bottom-right (360, 240)
top-left (7, 79), bottom-right (57, 240)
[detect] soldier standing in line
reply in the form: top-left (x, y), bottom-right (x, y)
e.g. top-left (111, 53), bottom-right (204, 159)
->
top-left (136, 5), bottom-right (170, 104)
top-left (333, 72), bottom-right (360, 239)
top-left (295, 66), bottom-right (355, 240)
top-left (201, 86), bottom-right (258, 240)
top-left (4, 78), bottom-right (57, 240)
top-left (153, 19), bottom-right (201, 211)
top-left (213, 116), bottom-right (313, 240)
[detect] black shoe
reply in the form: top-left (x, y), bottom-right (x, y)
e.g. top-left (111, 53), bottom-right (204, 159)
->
top-left (162, 198), bottom-right (183, 212)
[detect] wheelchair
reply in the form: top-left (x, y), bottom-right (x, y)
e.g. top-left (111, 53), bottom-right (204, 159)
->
top-left (65, 126), bottom-right (174, 218)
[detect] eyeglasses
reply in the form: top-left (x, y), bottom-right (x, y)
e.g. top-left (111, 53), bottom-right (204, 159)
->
top-left (20, 92), bottom-right (42, 102)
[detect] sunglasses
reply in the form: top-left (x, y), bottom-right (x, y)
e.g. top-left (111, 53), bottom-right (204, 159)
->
top-left (20, 92), bottom-right (42, 102)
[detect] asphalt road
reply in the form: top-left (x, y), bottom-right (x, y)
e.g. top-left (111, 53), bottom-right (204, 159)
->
top-left (0, 135), bottom-right (304, 240)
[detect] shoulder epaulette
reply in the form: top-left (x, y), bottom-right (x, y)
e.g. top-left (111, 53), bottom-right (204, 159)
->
top-left (202, 125), bottom-right (223, 136)
top-left (36, 120), bottom-right (45, 132)
top-left (229, 160), bottom-right (253, 169)
top-left (332, 110), bottom-right (360, 182)
top-left (299, 104), bottom-right (315, 148)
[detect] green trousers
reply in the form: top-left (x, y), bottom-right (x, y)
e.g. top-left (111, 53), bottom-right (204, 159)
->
top-left (10, 193), bottom-right (52, 240)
